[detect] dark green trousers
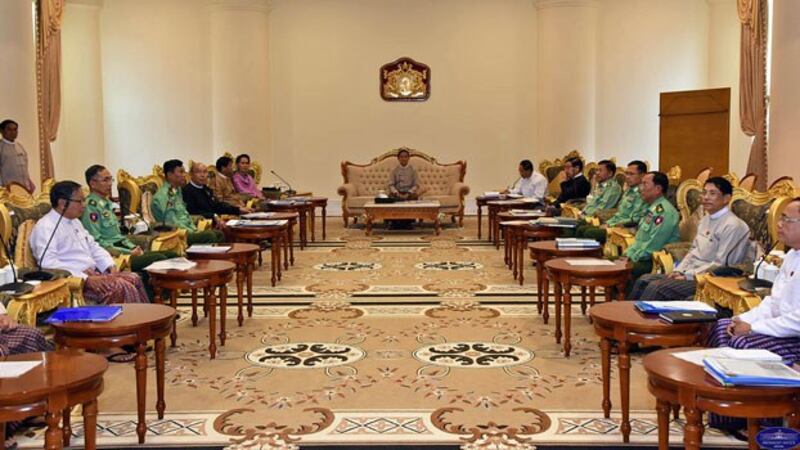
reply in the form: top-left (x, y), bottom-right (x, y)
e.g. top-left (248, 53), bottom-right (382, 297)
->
top-left (576, 225), bottom-right (608, 244)
top-left (625, 259), bottom-right (654, 298)
top-left (188, 230), bottom-right (225, 245)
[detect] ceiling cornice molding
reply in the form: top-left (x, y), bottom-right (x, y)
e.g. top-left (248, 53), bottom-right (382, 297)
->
top-left (207, 0), bottom-right (271, 14)
top-left (534, 0), bottom-right (599, 10)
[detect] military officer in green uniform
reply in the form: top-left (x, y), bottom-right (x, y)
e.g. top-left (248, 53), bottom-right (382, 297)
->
top-left (581, 160), bottom-right (622, 217)
top-left (622, 171), bottom-right (680, 295)
top-left (151, 159), bottom-right (224, 244)
top-left (577, 160), bottom-right (649, 243)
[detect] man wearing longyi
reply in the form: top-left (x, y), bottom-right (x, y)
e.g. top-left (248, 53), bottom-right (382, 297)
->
top-left (388, 148), bottom-right (419, 200)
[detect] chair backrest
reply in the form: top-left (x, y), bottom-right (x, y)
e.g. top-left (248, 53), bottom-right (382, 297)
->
top-left (224, 151), bottom-right (263, 185)
top-left (695, 167), bottom-right (713, 185)
top-left (675, 178), bottom-right (704, 242)
top-left (738, 173), bottom-right (758, 192)
top-left (0, 182), bottom-right (55, 269)
top-left (729, 187), bottom-right (779, 253)
top-left (117, 169), bottom-right (162, 215)
top-left (538, 150), bottom-right (583, 197)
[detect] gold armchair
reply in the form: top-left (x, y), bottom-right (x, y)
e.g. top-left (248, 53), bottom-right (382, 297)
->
top-left (539, 150), bottom-right (582, 200)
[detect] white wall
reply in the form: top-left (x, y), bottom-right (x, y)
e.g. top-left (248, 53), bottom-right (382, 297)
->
top-left (99, 0), bottom-right (213, 176)
top-left (768, 0), bottom-right (800, 184)
top-left (596, 0), bottom-right (710, 170)
top-left (269, 0), bottom-right (539, 197)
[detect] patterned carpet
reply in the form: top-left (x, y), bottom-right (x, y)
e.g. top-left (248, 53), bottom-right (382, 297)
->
top-left (17, 218), bottom-right (745, 449)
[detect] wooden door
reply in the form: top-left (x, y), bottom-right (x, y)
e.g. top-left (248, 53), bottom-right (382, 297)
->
top-left (659, 88), bottom-right (730, 182)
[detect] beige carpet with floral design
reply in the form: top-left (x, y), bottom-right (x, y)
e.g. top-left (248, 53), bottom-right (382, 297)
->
top-left (17, 218), bottom-right (744, 449)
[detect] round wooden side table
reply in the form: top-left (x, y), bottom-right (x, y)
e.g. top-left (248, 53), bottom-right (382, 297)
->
top-left (590, 302), bottom-right (708, 443)
top-left (187, 243), bottom-right (259, 326)
top-left (265, 200), bottom-right (311, 249)
top-left (529, 240), bottom-right (602, 316)
top-left (146, 260), bottom-right (235, 359)
top-left (487, 199), bottom-right (535, 247)
top-left (644, 348), bottom-right (800, 450)
top-left (0, 350), bottom-right (107, 450)
top-left (292, 196), bottom-right (328, 241)
top-left (544, 257), bottom-right (631, 357)
top-left (51, 304), bottom-right (176, 444)
top-left (226, 221), bottom-right (288, 286)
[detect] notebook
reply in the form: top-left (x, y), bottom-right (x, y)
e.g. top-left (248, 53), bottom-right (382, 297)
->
top-left (45, 306), bottom-right (123, 324)
top-left (659, 310), bottom-right (718, 324)
top-left (634, 300), bottom-right (717, 314)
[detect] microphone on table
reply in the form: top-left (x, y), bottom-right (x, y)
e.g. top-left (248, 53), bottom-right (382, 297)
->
top-left (738, 240), bottom-right (778, 292)
top-left (270, 170), bottom-right (296, 196)
top-left (0, 233), bottom-right (34, 296)
top-left (23, 198), bottom-right (73, 282)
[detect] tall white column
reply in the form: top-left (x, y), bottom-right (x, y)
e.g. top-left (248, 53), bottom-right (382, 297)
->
top-left (58, 0), bottom-right (105, 183)
top-left (535, 0), bottom-right (598, 162)
top-left (208, 0), bottom-right (271, 168)
top-left (0, 0), bottom-right (42, 185)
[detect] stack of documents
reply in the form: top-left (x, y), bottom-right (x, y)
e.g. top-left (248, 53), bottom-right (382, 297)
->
top-left (556, 238), bottom-right (601, 249)
top-left (704, 357), bottom-right (800, 387)
top-left (187, 244), bottom-right (231, 254)
top-left (269, 200), bottom-right (298, 206)
top-left (46, 305), bottom-right (123, 323)
top-left (483, 191), bottom-right (502, 198)
top-left (242, 212), bottom-right (275, 219)
top-left (564, 258), bottom-right (616, 266)
top-left (634, 300), bottom-right (717, 314)
top-left (532, 217), bottom-right (579, 228)
top-left (674, 348), bottom-right (783, 366)
top-left (227, 219), bottom-right (289, 227)
top-left (145, 257), bottom-right (197, 271)
top-left (0, 361), bottom-right (41, 378)
top-left (510, 209), bottom-right (546, 217)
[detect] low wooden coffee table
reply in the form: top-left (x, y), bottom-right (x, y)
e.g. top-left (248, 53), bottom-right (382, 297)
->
top-left (364, 200), bottom-right (441, 235)
top-left (51, 304), bottom-right (176, 444)
top-left (544, 257), bottom-right (631, 357)
top-left (590, 302), bottom-right (708, 443)
top-left (0, 350), bottom-right (107, 450)
top-left (644, 348), bottom-right (800, 450)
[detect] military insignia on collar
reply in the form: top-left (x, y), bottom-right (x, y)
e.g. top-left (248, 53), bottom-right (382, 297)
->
top-left (167, 201), bottom-right (174, 208)
top-left (89, 212), bottom-right (99, 222)
top-left (102, 211), bottom-right (110, 218)
top-left (655, 204), bottom-right (664, 213)
top-left (655, 215), bottom-right (664, 225)
top-left (88, 199), bottom-right (98, 207)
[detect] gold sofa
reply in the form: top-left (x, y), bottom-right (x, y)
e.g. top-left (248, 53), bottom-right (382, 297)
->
top-left (338, 147), bottom-right (470, 226)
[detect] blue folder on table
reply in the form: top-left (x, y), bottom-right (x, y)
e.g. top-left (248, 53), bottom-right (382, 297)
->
top-left (45, 306), bottom-right (123, 324)
top-left (634, 300), bottom-right (716, 315)
top-left (703, 357), bottom-right (800, 388)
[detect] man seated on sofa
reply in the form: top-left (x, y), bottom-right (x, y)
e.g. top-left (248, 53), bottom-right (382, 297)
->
top-left (620, 171), bottom-right (680, 295)
top-left (630, 177), bottom-right (752, 300)
top-left (30, 180), bottom-right (149, 305)
top-left (576, 160), bottom-right (648, 243)
top-left (82, 164), bottom-right (177, 273)
top-left (386, 149), bottom-right (420, 229)
top-left (210, 156), bottom-right (248, 208)
top-left (184, 162), bottom-right (251, 219)
top-left (151, 159), bottom-right (224, 244)
top-left (501, 159), bottom-right (547, 202)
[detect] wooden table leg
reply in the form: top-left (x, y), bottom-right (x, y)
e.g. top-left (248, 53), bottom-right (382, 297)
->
top-left (270, 239), bottom-right (277, 287)
top-left (435, 216), bottom-right (441, 235)
top-left (477, 205), bottom-right (482, 239)
top-left (543, 271), bottom-right (552, 324)
top-left (322, 205), bottom-right (327, 240)
top-left (220, 285), bottom-right (228, 346)
top-left (564, 281), bottom-right (573, 357)
top-left (247, 259), bottom-right (254, 317)
top-left (518, 233), bottom-right (526, 286)
top-left (155, 337), bottom-right (166, 419)
top-left (191, 289), bottom-right (198, 326)
top-left (366, 214), bottom-right (373, 236)
top-left (285, 226), bottom-right (292, 268)
top-left (618, 341), bottom-right (631, 442)
top-left (169, 290), bottom-right (178, 347)
top-left (683, 407), bottom-right (703, 450)
top-left (310, 206), bottom-right (316, 242)
top-left (236, 264), bottom-right (244, 326)
top-left (298, 208), bottom-right (307, 249)
top-left (44, 409), bottom-right (60, 450)
top-left (62, 408), bottom-right (71, 446)
top-left (656, 399), bottom-right (671, 450)
top-left (600, 337), bottom-right (611, 418)
top-left (83, 399), bottom-right (98, 450)
top-left (208, 287), bottom-right (217, 359)
top-left (135, 341), bottom-right (147, 443)
top-left (580, 286), bottom-right (587, 315)
top-left (747, 418), bottom-right (759, 450)
top-left (278, 234), bottom-right (284, 280)
top-left (554, 279), bottom-right (562, 343)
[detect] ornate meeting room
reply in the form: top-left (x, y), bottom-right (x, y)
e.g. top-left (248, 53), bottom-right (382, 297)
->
top-left (2, 0), bottom-right (800, 449)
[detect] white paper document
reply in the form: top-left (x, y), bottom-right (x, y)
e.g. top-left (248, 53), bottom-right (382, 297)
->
top-left (564, 258), bottom-right (616, 266)
top-left (145, 257), bottom-right (197, 271)
top-left (242, 212), bottom-right (275, 219)
top-left (228, 219), bottom-right (288, 227)
top-left (187, 245), bottom-right (231, 254)
top-left (0, 361), bottom-right (41, 378)
top-left (673, 348), bottom-right (783, 367)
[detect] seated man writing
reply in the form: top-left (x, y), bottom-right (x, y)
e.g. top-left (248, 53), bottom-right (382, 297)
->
top-left (388, 149), bottom-right (419, 200)
top-left (30, 181), bottom-right (148, 305)
top-left (576, 160), bottom-right (648, 243)
top-left (82, 164), bottom-right (177, 273)
top-left (502, 159), bottom-right (547, 201)
top-left (582, 160), bottom-right (622, 217)
top-left (210, 156), bottom-right (248, 208)
top-left (183, 162), bottom-right (251, 218)
top-left (630, 177), bottom-right (752, 300)
top-left (621, 171), bottom-right (679, 294)
top-left (151, 159), bottom-right (224, 244)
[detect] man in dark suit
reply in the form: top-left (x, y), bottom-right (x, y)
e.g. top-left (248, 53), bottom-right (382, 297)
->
top-left (183, 162), bottom-right (251, 219)
top-left (555, 156), bottom-right (591, 206)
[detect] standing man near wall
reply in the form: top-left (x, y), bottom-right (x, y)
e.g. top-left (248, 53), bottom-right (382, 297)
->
top-left (0, 119), bottom-right (35, 193)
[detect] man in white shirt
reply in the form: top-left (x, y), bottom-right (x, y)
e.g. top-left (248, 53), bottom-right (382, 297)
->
top-left (502, 159), bottom-right (547, 202)
top-left (30, 180), bottom-right (147, 305)
top-left (631, 177), bottom-right (753, 300)
top-left (707, 197), bottom-right (800, 363)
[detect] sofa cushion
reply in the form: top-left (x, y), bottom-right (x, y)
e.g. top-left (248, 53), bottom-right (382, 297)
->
top-left (346, 159), bottom-right (462, 197)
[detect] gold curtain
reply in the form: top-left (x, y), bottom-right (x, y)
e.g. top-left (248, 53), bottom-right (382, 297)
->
top-left (737, 0), bottom-right (768, 191)
top-left (35, 0), bottom-right (65, 182)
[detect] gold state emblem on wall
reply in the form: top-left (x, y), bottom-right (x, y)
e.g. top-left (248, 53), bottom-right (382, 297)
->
top-left (380, 57), bottom-right (430, 102)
